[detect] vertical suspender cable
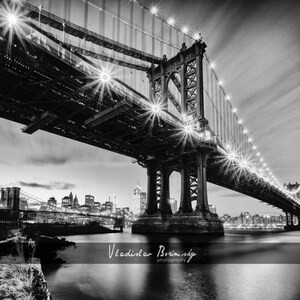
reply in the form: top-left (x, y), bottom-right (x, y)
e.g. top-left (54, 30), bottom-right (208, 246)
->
top-left (160, 19), bottom-right (164, 58)
top-left (151, 15), bottom-right (155, 57)
top-left (129, 0), bottom-right (134, 89)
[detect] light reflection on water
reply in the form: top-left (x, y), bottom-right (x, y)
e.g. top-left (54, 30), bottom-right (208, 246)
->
top-left (43, 231), bottom-right (300, 300)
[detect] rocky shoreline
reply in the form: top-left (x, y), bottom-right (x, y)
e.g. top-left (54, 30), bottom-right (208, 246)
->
top-left (0, 258), bottom-right (52, 300)
top-left (0, 232), bottom-right (76, 299)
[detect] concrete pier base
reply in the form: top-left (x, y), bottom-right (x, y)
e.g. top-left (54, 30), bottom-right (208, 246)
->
top-left (132, 211), bottom-right (224, 235)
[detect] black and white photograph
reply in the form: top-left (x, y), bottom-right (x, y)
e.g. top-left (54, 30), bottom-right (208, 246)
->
top-left (0, 0), bottom-right (300, 299)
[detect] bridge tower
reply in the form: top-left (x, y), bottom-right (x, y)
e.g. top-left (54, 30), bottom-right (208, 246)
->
top-left (132, 41), bottom-right (223, 234)
top-left (283, 182), bottom-right (300, 230)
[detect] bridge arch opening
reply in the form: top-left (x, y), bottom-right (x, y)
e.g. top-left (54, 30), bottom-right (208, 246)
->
top-left (169, 170), bottom-right (180, 213)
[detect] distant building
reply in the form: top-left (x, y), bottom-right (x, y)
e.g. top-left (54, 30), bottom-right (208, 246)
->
top-left (69, 192), bottom-right (74, 207)
top-left (132, 184), bottom-right (146, 215)
top-left (94, 202), bottom-right (101, 208)
top-left (19, 198), bottom-right (28, 210)
top-left (73, 195), bottom-right (79, 208)
top-left (79, 204), bottom-right (91, 212)
top-left (47, 197), bottom-right (57, 207)
top-left (61, 196), bottom-right (70, 208)
top-left (284, 182), bottom-right (299, 191)
top-left (85, 195), bottom-right (95, 207)
top-left (105, 201), bottom-right (113, 212)
top-left (169, 198), bottom-right (178, 213)
top-left (140, 192), bottom-right (147, 214)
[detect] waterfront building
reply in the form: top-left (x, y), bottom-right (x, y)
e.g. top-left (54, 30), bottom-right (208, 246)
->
top-left (85, 195), bottom-right (95, 207)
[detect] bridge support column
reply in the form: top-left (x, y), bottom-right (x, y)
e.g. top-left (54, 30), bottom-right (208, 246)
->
top-left (196, 151), bottom-right (209, 211)
top-left (179, 156), bottom-right (193, 213)
top-left (159, 164), bottom-right (172, 216)
top-left (145, 164), bottom-right (158, 215)
top-left (284, 212), bottom-right (299, 230)
top-left (286, 212), bottom-right (294, 227)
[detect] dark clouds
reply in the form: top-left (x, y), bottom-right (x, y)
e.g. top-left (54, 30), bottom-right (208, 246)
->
top-left (27, 155), bottom-right (69, 165)
top-left (18, 181), bottom-right (76, 190)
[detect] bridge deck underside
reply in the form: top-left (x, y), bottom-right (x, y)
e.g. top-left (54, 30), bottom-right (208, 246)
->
top-left (0, 37), bottom-right (298, 215)
top-left (0, 37), bottom-right (181, 161)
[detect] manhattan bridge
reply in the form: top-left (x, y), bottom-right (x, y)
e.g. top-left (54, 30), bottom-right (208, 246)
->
top-left (0, 0), bottom-right (299, 233)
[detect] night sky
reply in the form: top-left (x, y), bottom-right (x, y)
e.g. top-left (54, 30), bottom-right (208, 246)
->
top-left (0, 0), bottom-right (299, 215)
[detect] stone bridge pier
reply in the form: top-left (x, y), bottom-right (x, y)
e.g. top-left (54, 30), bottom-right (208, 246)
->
top-left (132, 149), bottom-right (224, 235)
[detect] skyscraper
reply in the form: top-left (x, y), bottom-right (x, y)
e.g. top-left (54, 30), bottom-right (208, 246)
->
top-left (47, 196), bottom-right (57, 207)
top-left (132, 184), bottom-right (147, 215)
top-left (140, 192), bottom-right (147, 214)
top-left (73, 195), bottom-right (79, 207)
top-left (85, 195), bottom-right (95, 207)
top-left (69, 192), bottom-right (74, 207)
top-left (61, 196), bottom-right (70, 208)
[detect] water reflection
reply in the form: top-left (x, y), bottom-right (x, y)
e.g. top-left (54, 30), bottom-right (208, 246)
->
top-left (43, 231), bottom-right (300, 300)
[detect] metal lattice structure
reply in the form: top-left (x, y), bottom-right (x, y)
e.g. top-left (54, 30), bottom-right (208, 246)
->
top-left (0, 0), bottom-right (299, 224)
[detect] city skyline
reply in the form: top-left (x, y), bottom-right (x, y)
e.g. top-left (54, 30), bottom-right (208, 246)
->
top-left (0, 0), bottom-right (299, 216)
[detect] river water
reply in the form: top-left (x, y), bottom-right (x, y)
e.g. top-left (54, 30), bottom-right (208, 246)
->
top-left (43, 229), bottom-right (300, 300)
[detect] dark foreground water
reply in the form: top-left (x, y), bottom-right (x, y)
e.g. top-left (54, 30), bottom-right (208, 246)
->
top-left (43, 229), bottom-right (300, 300)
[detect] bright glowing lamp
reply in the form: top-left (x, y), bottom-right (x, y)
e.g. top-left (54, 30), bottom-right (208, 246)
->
top-left (150, 6), bottom-right (158, 14)
top-left (193, 32), bottom-right (201, 40)
top-left (7, 13), bottom-right (18, 27)
top-left (184, 124), bottom-right (193, 134)
top-left (228, 151), bottom-right (237, 161)
top-left (98, 69), bottom-right (111, 83)
top-left (182, 26), bottom-right (189, 34)
top-left (239, 159), bottom-right (249, 169)
top-left (167, 17), bottom-right (175, 26)
top-left (151, 103), bottom-right (161, 114)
